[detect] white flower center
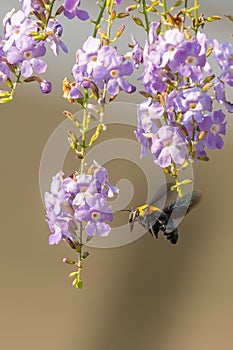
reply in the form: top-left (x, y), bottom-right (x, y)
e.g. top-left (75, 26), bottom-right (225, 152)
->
top-left (210, 124), bottom-right (219, 133)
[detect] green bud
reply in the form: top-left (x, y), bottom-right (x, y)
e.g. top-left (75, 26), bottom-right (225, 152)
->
top-left (206, 16), bottom-right (221, 22)
top-left (116, 12), bottom-right (129, 18)
top-left (69, 271), bottom-right (78, 278)
top-left (82, 252), bottom-right (90, 260)
top-left (116, 25), bottom-right (125, 38)
top-left (197, 155), bottom-right (209, 161)
top-left (55, 5), bottom-right (64, 16)
top-left (110, 10), bottom-right (116, 20)
top-left (0, 95), bottom-right (13, 104)
top-left (126, 5), bottom-right (139, 12)
top-left (180, 179), bottom-right (192, 185)
top-left (174, 0), bottom-right (185, 6)
top-left (132, 16), bottom-right (144, 28)
top-left (63, 258), bottom-right (76, 265)
top-left (225, 14), bottom-right (233, 22)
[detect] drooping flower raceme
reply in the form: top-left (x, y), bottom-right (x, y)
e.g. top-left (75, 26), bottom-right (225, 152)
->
top-left (45, 162), bottom-right (118, 246)
top-left (70, 36), bottom-right (136, 99)
top-left (133, 23), bottom-right (231, 171)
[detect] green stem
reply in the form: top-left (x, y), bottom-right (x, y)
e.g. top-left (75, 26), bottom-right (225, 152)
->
top-left (47, 0), bottom-right (56, 23)
top-left (194, 0), bottom-right (199, 33)
top-left (80, 100), bottom-right (88, 175)
top-left (93, 0), bottom-right (107, 38)
top-left (183, 0), bottom-right (188, 29)
top-left (162, 0), bottom-right (168, 31)
top-left (142, 0), bottom-right (150, 33)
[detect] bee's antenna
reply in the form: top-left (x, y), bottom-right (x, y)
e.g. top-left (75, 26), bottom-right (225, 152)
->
top-left (115, 209), bottom-right (131, 213)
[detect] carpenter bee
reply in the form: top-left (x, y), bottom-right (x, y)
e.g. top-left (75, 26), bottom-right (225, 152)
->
top-left (128, 184), bottom-right (201, 244)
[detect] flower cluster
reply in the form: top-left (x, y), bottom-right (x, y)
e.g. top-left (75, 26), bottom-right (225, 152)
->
top-left (45, 162), bottom-right (118, 246)
top-left (0, 0), bottom-right (89, 101)
top-left (69, 36), bottom-right (136, 100)
top-left (134, 24), bottom-right (231, 172)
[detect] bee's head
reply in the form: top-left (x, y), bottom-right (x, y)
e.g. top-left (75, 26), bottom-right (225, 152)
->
top-left (129, 208), bottom-right (140, 231)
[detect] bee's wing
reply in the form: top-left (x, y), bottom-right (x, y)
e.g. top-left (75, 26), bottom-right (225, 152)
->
top-left (164, 191), bottom-right (201, 219)
top-left (149, 181), bottom-right (175, 209)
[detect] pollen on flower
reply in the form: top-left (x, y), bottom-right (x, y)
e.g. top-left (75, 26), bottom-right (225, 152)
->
top-left (186, 56), bottom-right (195, 64)
top-left (190, 102), bottom-right (197, 109)
top-left (210, 124), bottom-right (219, 133)
top-left (110, 69), bottom-right (119, 78)
top-left (24, 51), bottom-right (32, 58)
top-left (92, 212), bottom-right (100, 220)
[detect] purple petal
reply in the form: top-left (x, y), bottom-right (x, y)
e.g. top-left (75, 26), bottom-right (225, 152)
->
top-left (31, 58), bottom-right (47, 74)
top-left (76, 9), bottom-right (89, 21)
top-left (21, 60), bottom-right (33, 77)
top-left (85, 221), bottom-right (97, 236)
top-left (96, 222), bottom-right (111, 237)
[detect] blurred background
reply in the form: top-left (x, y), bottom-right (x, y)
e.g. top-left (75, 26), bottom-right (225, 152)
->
top-left (0, 1), bottom-right (233, 349)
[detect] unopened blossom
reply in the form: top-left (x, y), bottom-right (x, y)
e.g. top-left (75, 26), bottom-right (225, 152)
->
top-left (40, 80), bottom-right (52, 94)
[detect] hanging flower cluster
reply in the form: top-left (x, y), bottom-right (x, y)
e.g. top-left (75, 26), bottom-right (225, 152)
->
top-left (45, 162), bottom-right (118, 245)
top-left (133, 23), bottom-right (232, 188)
top-left (1, 0), bottom-right (232, 288)
top-left (0, 0), bottom-right (89, 101)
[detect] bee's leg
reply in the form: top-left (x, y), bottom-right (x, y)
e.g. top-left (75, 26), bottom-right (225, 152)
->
top-left (148, 224), bottom-right (159, 238)
top-left (164, 228), bottom-right (179, 244)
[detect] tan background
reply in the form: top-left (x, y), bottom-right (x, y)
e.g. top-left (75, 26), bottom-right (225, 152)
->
top-left (0, 1), bottom-right (233, 349)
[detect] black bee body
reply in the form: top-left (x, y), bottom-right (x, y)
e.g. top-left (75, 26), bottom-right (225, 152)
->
top-left (129, 188), bottom-right (201, 245)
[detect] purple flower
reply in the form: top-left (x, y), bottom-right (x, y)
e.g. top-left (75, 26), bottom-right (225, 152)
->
top-left (198, 110), bottom-right (226, 150)
top-left (169, 87), bottom-right (212, 123)
top-left (7, 36), bottom-right (47, 77)
top-left (3, 10), bottom-right (36, 52)
top-left (212, 39), bottom-right (233, 86)
top-left (151, 126), bottom-right (188, 168)
top-left (214, 79), bottom-right (233, 113)
top-left (19, 0), bottom-right (42, 16)
top-left (116, 0), bottom-right (122, 5)
top-left (126, 36), bottom-right (143, 69)
top-left (72, 37), bottom-right (136, 96)
top-left (63, 0), bottom-right (89, 21)
top-left (136, 99), bottom-right (164, 157)
top-left (46, 20), bottom-right (68, 56)
top-left (45, 163), bottom-right (118, 243)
